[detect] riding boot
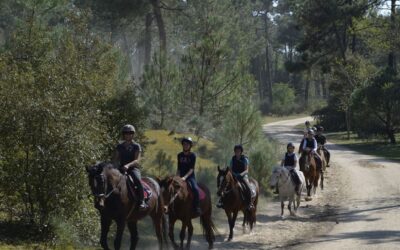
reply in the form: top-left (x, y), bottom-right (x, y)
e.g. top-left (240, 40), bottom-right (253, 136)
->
top-left (274, 186), bottom-right (279, 194)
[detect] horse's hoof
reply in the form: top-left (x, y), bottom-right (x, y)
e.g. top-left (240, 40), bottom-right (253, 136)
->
top-left (305, 197), bottom-right (312, 201)
top-left (280, 215), bottom-right (285, 220)
top-left (227, 236), bottom-right (233, 242)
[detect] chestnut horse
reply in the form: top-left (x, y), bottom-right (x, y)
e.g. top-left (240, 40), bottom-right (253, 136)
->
top-left (299, 151), bottom-right (320, 200)
top-left (216, 166), bottom-right (259, 241)
top-left (159, 176), bottom-right (216, 249)
top-left (86, 162), bottom-right (166, 250)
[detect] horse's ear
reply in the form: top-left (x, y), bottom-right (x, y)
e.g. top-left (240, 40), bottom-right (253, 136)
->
top-left (225, 166), bottom-right (229, 172)
top-left (155, 176), bottom-right (162, 184)
top-left (85, 165), bottom-right (91, 173)
top-left (217, 165), bottom-right (221, 172)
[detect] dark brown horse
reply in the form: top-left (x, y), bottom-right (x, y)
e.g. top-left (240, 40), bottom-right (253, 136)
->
top-left (299, 151), bottom-right (320, 200)
top-left (159, 176), bottom-right (216, 249)
top-left (216, 166), bottom-right (259, 241)
top-left (86, 162), bottom-right (166, 250)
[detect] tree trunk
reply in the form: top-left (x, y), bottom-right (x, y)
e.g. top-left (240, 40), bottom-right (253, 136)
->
top-left (144, 12), bottom-right (153, 66)
top-left (345, 106), bottom-right (351, 140)
top-left (388, 0), bottom-right (397, 73)
top-left (150, 0), bottom-right (166, 59)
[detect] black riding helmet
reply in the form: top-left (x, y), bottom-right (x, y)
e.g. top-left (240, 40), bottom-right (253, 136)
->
top-left (234, 144), bottom-right (243, 152)
top-left (181, 137), bottom-right (193, 146)
top-left (317, 126), bottom-right (324, 131)
top-left (287, 142), bottom-right (295, 149)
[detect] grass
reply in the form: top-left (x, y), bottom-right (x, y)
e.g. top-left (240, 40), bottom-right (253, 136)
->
top-left (326, 131), bottom-right (400, 162)
top-left (142, 130), bottom-right (217, 176)
top-left (263, 113), bottom-right (310, 125)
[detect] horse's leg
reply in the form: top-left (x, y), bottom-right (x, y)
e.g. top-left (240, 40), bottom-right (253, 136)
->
top-left (127, 221), bottom-right (139, 250)
top-left (186, 220), bottom-right (193, 250)
top-left (152, 214), bottom-right (163, 250)
top-left (288, 198), bottom-right (294, 216)
top-left (232, 210), bottom-right (239, 238)
top-left (114, 218), bottom-right (126, 250)
top-left (281, 199), bottom-right (285, 218)
top-left (306, 178), bottom-right (311, 197)
top-left (242, 212), bottom-right (246, 228)
top-left (179, 220), bottom-right (188, 249)
top-left (168, 217), bottom-right (179, 249)
top-left (100, 214), bottom-right (112, 250)
top-left (225, 210), bottom-right (233, 241)
top-left (320, 171), bottom-right (324, 190)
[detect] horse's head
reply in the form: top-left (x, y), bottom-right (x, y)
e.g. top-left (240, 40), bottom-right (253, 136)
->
top-left (86, 162), bottom-right (111, 210)
top-left (269, 167), bottom-right (283, 189)
top-left (217, 166), bottom-right (234, 197)
top-left (159, 176), bottom-right (185, 214)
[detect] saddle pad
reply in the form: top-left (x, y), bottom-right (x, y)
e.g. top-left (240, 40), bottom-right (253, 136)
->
top-left (188, 184), bottom-right (206, 201)
top-left (141, 181), bottom-right (152, 199)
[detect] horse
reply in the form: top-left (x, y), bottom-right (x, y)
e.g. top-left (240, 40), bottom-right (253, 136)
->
top-left (299, 151), bottom-right (320, 201)
top-left (159, 176), bottom-right (216, 249)
top-left (86, 162), bottom-right (166, 250)
top-left (269, 167), bottom-right (305, 218)
top-left (216, 166), bottom-right (259, 241)
top-left (317, 145), bottom-right (327, 189)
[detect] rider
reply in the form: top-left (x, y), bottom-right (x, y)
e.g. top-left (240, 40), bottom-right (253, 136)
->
top-left (280, 142), bottom-right (302, 195)
top-left (302, 129), bottom-right (322, 171)
top-left (315, 126), bottom-right (330, 164)
top-left (230, 145), bottom-right (254, 211)
top-left (113, 124), bottom-right (147, 210)
top-left (177, 137), bottom-right (201, 215)
top-left (299, 121), bottom-right (312, 154)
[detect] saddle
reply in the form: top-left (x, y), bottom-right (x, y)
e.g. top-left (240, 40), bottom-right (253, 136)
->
top-left (126, 176), bottom-right (152, 202)
top-left (187, 182), bottom-right (206, 201)
top-left (236, 180), bottom-right (256, 200)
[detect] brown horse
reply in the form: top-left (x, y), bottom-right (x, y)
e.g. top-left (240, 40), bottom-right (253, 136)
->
top-left (86, 162), bottom-right (166, 250)
top-left (159, 176), bottom-right (216, 249)
top-left (299, 151), bottom-right (320, 200)
top-left (216, 166), bottom-right (259, 241)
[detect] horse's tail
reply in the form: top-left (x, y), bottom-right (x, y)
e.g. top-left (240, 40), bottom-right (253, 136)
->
top-left (200, 209), bottom-right (217, 245)
top-left (199, 183), bottom-right (216, 246)
top-left (246, 178), bottom-right (259, 229)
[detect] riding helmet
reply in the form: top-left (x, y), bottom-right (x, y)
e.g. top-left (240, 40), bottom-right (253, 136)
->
top-left (307, 128), bottom-right (315, 135)
top-left (287, 142), bottom-right (295, 149)
top-left (317, 126), bottom-right (324, 131)
top-left (122, 124), bottom-right (136, 133)
top-left (234, 144), bottom-right (244, 152)
top-left (181, 137), bottom-right (193, 146)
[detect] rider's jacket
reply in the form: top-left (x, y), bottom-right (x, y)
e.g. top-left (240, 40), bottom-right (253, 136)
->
top-left (302, 138), bottom-right (317, 152)
top-left (116, 141), bottom-right (141, 167)
top-left (230, 155), bottom-right (249, 175)
top-left (283, 152), bottom-right (297, 167)
top-left (315, 134), bottom-right (326, 145)
top-left (177, 152), bottom-right (196, 179)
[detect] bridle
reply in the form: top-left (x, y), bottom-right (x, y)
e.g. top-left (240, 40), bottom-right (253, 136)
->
top-left (217, 172), bottom-right (233, 197)
top-left (165, 178), bottom-right (183, 213)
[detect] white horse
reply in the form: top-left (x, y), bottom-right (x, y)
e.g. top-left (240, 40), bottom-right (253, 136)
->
top-left (269, 166), bottom-right (305, 218)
